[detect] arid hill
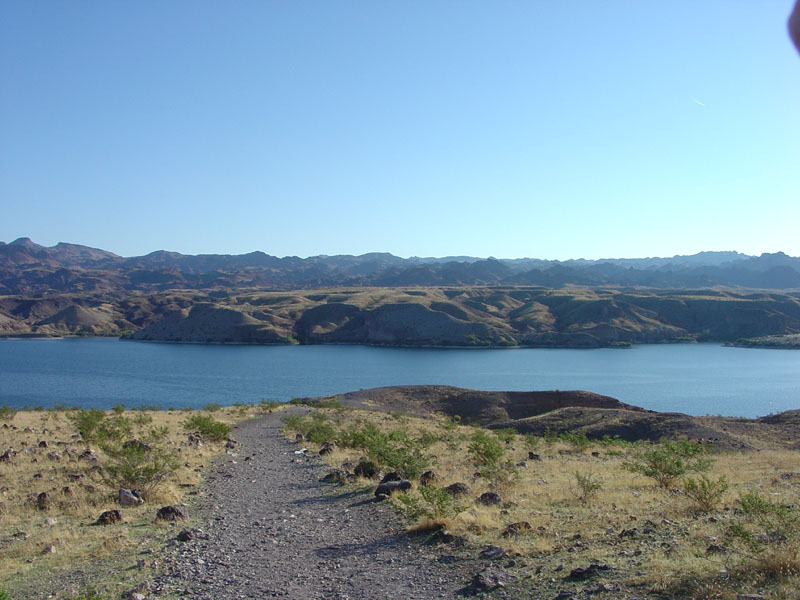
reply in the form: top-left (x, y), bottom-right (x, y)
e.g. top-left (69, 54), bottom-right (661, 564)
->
top-left (328, 385), bottom-right (800, 451)
top-left (2, 286), bottom-right (800, 347)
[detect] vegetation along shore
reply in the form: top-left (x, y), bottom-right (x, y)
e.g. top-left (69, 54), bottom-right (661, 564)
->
top-left (1, 386), bottom-right (798, 599)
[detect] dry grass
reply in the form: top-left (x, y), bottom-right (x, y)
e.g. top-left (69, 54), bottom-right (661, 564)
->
top-left (290, 406), bottom-right (800, 599)
top-left (0, 402), bottom-right (281, 598)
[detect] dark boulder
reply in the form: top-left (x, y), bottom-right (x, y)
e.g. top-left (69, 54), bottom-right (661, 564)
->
top-left (444, 482), bottom-right (470, 496)
top-left (156, 505), bottom-right (187, 521)
top-left (374, 479), bottom-right (412, 499)
top-left (477, 492), bottom-right (502, 506)
top-left (96, 509), bottom-right (123, 525)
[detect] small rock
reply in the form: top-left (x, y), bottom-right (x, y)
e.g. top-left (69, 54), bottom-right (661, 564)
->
top-left (430, 529), bottom-right (455, 544)
top-left (13, 531), bottom-right (28, 539)
top-left (479, 545), bottom-right (507, 559)
top-left (320, 469), bottom-right (352, 484)
top-left (515, 460), bottom-right (528, 467)
top-left (225, 439), bottom-right (237, 449)
top-left (44, 518), bottom-right (57, 526)
top-left (176, 529), bottom-right (193, 542)
top-left (591, 451), bottom-right (600, 457)
top-left (38, 440), bottom-right (49, 448)
top-left (318, 441), bottom-right (336, 456)
top-left (354, 460), bottom-right (379, 479)
top-left (554, 591), bottom-right (575, 599)
top-left (706, 544), bottom-right (730, 554)
top-left (96, 510), bottom-right (123, 525)
top-left (528, 452), bottom-right (541, 460)
top-left (37, 491), bottom-right (51, 510)
top-left (420, 470), bottom-right (439, 486)
top-left (122, 439), bottom-right (151, 452)
top-left (502, 521), bottom-right (532, 538)
top-left (472, 565), bottom-right (516, 591)
top-left (295, 433), bottom-right (305, 442)
top-left (445, 482), bottom-right (470, 496)
top-left (374, 479), bottom-right (412, 499)
top-left (380, 471), bottom-right (402, 484)
top-left (156, 505), bottom-right (187, 521)
top-left (567, 563), bottom-right (610, 580)
top-left (477, 492), bottom-right (503, 506)
top-left (119, 488), bottom-right (145, 507)
top-left (43, 544), bottom-right (56, 554)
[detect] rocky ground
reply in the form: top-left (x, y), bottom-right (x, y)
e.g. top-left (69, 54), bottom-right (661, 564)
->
top-left (151, 408), bottom-right (485, 600)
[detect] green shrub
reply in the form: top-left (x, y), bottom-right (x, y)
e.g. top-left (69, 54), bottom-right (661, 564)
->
top-left (570, 471), bottom-right (603, 503)
top-left (560, 430), bottom-right (590, 452)
top-left (728, 490), bottom-right (799, 554)
top-left (394, 485), bottom-right (467, 524)
top-left (523, 433), bottom-right (541, 452)
top-left (203, 402), bottom-right (222, 412)
top-left (66, 409), bottom-right (107, 441)
top-left (259, 399), bottom-right (280, 411)
top-left (111, 404), bottom-right (126, 414)
top-left (184, 414), bottom-right (232, 441)
top-left (0, 405), bottom-right (15, 421)
top-left (0, 588), bottom-right (12, 600)
top-left (138, 404), bottom-right (162, 411)
top-left (494, 427), bottom-right (518, 444)
top-left (468, 430), bottom-right (506, 467)
top-left (100, 439), bottom-right (178, 499)
top-left (683, 475), bottom-right (728, 513)
top-left (622, 440), bottom-right (711, 488)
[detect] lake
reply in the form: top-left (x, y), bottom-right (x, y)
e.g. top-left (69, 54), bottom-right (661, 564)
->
top-left (0, 338), bottom-right (798, 417)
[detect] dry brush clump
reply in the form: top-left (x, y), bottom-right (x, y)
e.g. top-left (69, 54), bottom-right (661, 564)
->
top-left (287, 405), bottom-right (800, 599)
top-left (0, 402), bottom-right (277, 598)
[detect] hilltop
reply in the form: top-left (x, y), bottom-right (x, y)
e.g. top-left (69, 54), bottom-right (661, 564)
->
top-left (3, 238), bottom-right (800, 294)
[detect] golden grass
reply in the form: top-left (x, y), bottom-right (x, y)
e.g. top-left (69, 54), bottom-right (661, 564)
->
top-left (294, 406), bottom-right (800, 598)
top-left (0, 403), bottom-right (281, 598)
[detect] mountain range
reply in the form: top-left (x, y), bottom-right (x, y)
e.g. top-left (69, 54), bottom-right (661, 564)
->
top-left (2, 238), bottom-right (800, 294)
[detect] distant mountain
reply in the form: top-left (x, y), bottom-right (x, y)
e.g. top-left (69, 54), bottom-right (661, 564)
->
top-left (1, 238), bottom-right (800, 295)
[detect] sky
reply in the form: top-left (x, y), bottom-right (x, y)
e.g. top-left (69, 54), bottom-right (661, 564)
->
top-left (1, 1), bottom-right (799, 260)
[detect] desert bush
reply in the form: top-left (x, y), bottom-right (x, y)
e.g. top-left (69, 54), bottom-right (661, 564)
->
top-left (394, 485), bottom-right (467, 525)
top-left (622, 440), bottom-right (711, 488)
top-left (468, 430), bottom-right (506, 468)
top-left (337, 422), bottom-right (431, 478)
top-left (94, 414), bottom-right (133, 442)
top-left (0, 588), bottom-right (12, 600)
top-left (260, 399), bottom-right (280, 412)
top-left (560, 430), bottom-right (590, 452)
top-left (100, 439), bottom-right (178, 499)
top-left (494, 427), bottom-right (517, 444)
top-left (523, 433), bottom-right (541, 452)
top-left (184, 414), bottom-right (231, 441)
top-left (133, 412), bottom-right (153, 426)
top-left (683, 475), bottom-right (728, 513)
top-left (111, 404), bottom-right (126, 414)
top-left (570, 471), bottom-right (603, 503)
top-left (66, 409), bottom-right (107, 441)
top-left (0, 405), bottom-right (15, 421)
top-left (281, 414), bottom-right (304, 433)
top-left (203, 402), bottom-right (222, 412)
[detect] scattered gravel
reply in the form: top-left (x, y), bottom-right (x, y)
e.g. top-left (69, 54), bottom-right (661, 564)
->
top-left (152, 409), bottom-right (479, 599)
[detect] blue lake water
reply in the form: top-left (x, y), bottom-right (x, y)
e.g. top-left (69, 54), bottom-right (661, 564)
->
top-left (0, 338), bottom-right (798, 417)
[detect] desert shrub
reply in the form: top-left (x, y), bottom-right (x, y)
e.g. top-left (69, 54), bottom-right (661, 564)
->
top-left (560, 430), bottom-right (590, 452)
top-left (523, 433), bottom-right (541, 452)
top-left (94, 414), bottom-right (133, 442)
top-left (622, 440), bottom-right (711, 488)
top-left (394, 485), bottom-right (467, 525)
top-left (100, 439), bottom-right (178, 499)
top-left (111, 404), bottom-right (126, 414)
top-left (66, 409), bottom-right (107, 441)
top-left (468, 430), bottom-right (506, 468)
top-left (337, 422), bottom-right (431, 478)
top-left (203, 402), bottom-right (221, 412)
top-left (494, 427), bottom-right (518, 444)
top-left (133, 412), bottom-right (153, 426)
top-left (63, 586), bottom-right (106, 600)
top-left (260, 399), bottom-right (280, 411)
top-left (415, 430), bottom-right (439, 448)
top-left (683, 475), bottom-right (728, 513)
top-left (184, 414), bottom-right (231, 441)
top-left (138, 404), bottom-right (162, 411)
top-left (0, 405), bottom-right (15, 421)
top-left (728, 491), bottom-right (799, 553)
top-left (570, 471), bottom-right (603, 503)
top-left (281, 414), bottom-right (305, 433)
top-left (0, 588), bottom-right (12, 600)
top-left (305, 420), bottom-right (337, 443)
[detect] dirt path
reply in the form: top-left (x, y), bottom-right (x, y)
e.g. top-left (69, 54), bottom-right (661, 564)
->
top-left (153, 409), bottom-right (480, 599)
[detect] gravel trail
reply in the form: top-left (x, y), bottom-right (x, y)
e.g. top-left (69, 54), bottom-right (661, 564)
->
top-left (154, 409), bottom-right (479, 599)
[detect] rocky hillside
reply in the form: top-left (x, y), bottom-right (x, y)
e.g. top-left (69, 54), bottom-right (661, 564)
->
top-left (3, 287), bottom-right (800, 348)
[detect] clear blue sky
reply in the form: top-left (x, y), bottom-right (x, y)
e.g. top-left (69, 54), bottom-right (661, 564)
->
top-left (2, 1), bottom-right (798, 260)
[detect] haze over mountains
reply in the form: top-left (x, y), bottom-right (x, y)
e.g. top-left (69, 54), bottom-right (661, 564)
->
top-left (2, 237), bottom-right (800, 295)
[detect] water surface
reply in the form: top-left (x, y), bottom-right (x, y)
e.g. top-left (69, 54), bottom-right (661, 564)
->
top-left (0, 338), bottom-right (798, 417)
